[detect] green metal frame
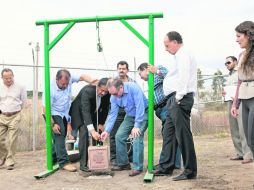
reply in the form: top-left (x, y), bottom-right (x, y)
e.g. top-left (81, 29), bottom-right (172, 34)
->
top-left (35, 13), bottom-right (163, 181)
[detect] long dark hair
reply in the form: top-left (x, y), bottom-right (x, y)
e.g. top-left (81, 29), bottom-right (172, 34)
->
top-left (235, 21), bottom-right (254, 75)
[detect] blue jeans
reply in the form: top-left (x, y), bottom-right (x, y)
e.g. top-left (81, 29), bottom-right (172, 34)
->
top-left (155, 106), bottom-right (182, 168)
top-left (115, 113), bottom-right (148, 171)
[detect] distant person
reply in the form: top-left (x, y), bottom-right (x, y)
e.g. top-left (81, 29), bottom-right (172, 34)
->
top-left (137, 62), bottom-right (182, 169)
top-left (42, 69), bottom-right (97, 172)
top-left (101, 78), bottom-right (148, 177)
top-left (231, 21), bottom-right (254, 157)
top-left (69, 78), bottom-right (110, 176)
top-left (152, 31), bottom-right (197, 181)
top-left (223, 56), bottom-right (253, 163)
top-left (0, 68), bottom-right (27, 170)
top-left (109, 61), bottom-right (135, 165)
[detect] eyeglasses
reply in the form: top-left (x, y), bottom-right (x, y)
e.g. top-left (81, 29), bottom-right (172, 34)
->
top-left (225, 61), bottom-right (231, 66)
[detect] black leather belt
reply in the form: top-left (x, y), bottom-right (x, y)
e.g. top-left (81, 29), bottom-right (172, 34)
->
top-left (154, 92), bottom-right (176, 110)
top-left (154, 100), bottom-right (167, 110)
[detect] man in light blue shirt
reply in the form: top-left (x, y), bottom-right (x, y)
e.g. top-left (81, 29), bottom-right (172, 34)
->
top-left (42, 69), bottom-right (96, 172)
top-left (101, 78), bottom-right (148, 177)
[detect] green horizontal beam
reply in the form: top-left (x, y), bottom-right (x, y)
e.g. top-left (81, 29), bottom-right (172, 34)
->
top-left (36, 13), bottom-right (163, 25)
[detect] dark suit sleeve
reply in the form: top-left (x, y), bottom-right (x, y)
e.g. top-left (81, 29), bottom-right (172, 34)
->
top-left (98, 94), bottom-right (110, 125)
top-left (80, 88), bottom-right (94, 127)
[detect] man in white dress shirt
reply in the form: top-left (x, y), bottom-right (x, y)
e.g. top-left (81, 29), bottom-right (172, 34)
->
top-left (0, 68), bottom-right (27, 170)
top-left (152, 31), bottom-right (197, 181)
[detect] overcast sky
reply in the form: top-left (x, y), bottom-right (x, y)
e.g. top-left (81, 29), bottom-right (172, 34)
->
top-left (0, 0), bottom-right (253, 91)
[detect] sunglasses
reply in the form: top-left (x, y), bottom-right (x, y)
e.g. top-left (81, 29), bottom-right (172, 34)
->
top-left (225, 61), bottom-right (231, 66)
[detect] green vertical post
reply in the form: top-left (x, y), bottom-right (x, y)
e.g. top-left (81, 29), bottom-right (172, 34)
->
top-left (34, 22), bottom-right (59, 179)
top-left (44, 22), bottom-right (53, 171)
top-left (144, 15), bottom-right (155, 182)
top-left (148, 15), bottom-right (155, 170)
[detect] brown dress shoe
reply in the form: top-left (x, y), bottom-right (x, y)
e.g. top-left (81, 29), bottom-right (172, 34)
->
top-left (241, 159), bottom-right (253, 164)
top-left (0, 159), bottom-right (5, 166)
top-left (62, 164), bottom-right (77, 172)
top-left (129, 170), bottom-right (142, 177)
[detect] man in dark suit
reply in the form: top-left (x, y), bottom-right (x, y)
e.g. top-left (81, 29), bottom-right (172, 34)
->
top-left (69, 78), bottom-right (110, 175)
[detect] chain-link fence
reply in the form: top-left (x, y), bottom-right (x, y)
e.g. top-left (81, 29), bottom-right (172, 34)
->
top-left (1, 63), bottom-right (230, 151)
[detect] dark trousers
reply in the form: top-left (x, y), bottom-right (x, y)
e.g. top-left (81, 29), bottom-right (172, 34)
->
top-left (52, 115), bottom-right (70, 168)
top-left (109, 107), bottom-right (133, 162)
top-left (159, 93), bottom-right (197, 176)
top-left (241, 98), bottom-right (254, 155)
top-left (78, 124), bottom-right (97, 170)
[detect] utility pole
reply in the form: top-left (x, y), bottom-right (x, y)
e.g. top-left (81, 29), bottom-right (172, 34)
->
top-left (30, 42), bottom-right (40, 151)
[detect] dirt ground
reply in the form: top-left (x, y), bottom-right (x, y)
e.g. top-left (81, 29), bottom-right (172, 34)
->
top-left (0, 134), bottom-right (253, 190)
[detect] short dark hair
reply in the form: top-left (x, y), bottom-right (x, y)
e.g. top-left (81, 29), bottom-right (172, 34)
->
top-left (166, 31), bottom-right (183, 44)
top-left (56, 69), bottom-right (71, 81)
top-left (98, 78), bottom-right (109, 87)
top-left (117, 61), bottom-right (129, 70)
top-left (1, 68), bottom-right (13, 77)
top-left (137, 62), bottom-right (148, 71)
top-left (226, 56), bottom-right (237, 62)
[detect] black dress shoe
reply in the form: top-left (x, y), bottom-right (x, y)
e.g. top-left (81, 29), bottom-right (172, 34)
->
top-left (172, 173), bottom-right (197, 181)
top-left (230, 156), bottom-right (243, 160)
top-left (151, 169), bottom-right (172, 176)
top-left (111, 164), bottom-right (131, 171)
top-left (6, 164), bottom-right (14, 170)
top-left (80, 166), bottom-right (91, 172)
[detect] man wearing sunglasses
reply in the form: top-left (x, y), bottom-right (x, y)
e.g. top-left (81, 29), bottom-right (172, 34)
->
top-left (223, 56), bottom-right (253, 163)
top-left (42, 69), bottom-right (97, 172)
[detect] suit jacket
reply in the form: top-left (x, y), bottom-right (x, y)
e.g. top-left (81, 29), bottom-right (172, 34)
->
top-left (69, 85), bottom-right (110, 130)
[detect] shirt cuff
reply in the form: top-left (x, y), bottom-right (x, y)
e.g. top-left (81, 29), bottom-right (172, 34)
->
top-left (134, 123), bottom-right (141, 129)
top-left (87, 124), bottom-right (95, 132)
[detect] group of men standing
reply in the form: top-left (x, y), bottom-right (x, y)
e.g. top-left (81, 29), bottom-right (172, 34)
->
top-left (0, 31), bottom-right (198, 181)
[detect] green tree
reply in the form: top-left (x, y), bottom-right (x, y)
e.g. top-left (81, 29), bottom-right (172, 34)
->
top-left (211, 69), bottom-right (226, 100)
top-left (197, 68), bottom-right (205, 99)
top-left (197, 68), bottom-right (205, 89)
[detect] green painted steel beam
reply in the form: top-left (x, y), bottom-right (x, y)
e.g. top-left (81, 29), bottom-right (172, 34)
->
top-left (120, 19), bottom-right (149, 47)
top-left (34, 164), bottom-right (59, 179)
top-left (44, 22), bottom-right (53, 171)
top-left (144, 15), bottom-right (155, 182)
top-left (36, 13), bottom-right (163, 25)
top-left (143, 171), bottom-right (154, 182)
top-left (36, 12), bottom-right (163, 181)
top-left (147, 15), bottom-right (155, 171)
top-left (49, 22), bottom-right (75, 51)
